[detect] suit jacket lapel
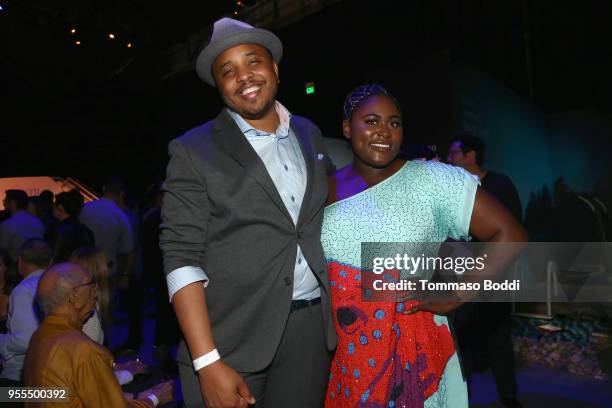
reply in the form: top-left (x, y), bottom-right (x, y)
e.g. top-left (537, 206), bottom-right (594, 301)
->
top-left (212, 110), bottom-right (293, 224)
top-left (292, 123), bottom-right (314, 229)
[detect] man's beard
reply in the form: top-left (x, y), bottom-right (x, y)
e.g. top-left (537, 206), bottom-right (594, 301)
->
top-left (222, 84), bottom-right (278, 120)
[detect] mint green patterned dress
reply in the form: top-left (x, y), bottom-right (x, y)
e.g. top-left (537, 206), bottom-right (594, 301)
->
top-left (322, 161), bottom-right (478, 408)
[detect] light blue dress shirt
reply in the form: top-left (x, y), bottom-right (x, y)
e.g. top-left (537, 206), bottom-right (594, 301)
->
top-left (166, 102), bottom-right (320, 301)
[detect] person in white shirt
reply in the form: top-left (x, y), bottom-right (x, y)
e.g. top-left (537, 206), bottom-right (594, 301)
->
top-left (0, 238), bottom-right (52, 385)
top-left (79, 178), bottom-right (135, 342)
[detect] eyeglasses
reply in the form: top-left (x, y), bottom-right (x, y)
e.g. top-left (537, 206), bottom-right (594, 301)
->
top-left (72, 276), bottom-right (97, 291)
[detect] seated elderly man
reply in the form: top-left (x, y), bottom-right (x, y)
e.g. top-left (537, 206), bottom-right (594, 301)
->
top-left (24, 262), bottom-right (172, 407)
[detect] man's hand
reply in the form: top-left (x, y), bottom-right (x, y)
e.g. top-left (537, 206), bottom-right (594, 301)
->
top-left (116, 359), bottom-right (147, 375)
top-left (140, 380), bottom-right (174, 406)
top-left (169, 284), bottom-right (249, 406)
top-left (198, 360), bottom-right (255, 408)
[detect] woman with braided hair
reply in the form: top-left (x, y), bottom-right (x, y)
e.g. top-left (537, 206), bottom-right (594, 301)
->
top-left (322, 84), bottom-right (526, 407)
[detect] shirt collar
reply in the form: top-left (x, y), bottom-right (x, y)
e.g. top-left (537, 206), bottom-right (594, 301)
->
top-left (21, 269), bottom-right (44, 283)
top-left (227, 101), bottom-right (292, 139)
top-left (30, 269), bottom-right (45, 278)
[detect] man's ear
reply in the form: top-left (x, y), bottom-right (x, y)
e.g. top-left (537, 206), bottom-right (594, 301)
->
top-left (68, 290), bottom-right (78, 308)
top-left (342, 119), bottom-right (351, 141)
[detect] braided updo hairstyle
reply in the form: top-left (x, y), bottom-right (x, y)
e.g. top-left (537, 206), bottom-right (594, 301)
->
top-left (342, 84), bottom-right (402, 121)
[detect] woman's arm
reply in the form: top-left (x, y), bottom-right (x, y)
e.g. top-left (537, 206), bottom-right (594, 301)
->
top-left (407, 187), bottom-right (528, 314)
top-left (469, 187), bottom-right (527, 243)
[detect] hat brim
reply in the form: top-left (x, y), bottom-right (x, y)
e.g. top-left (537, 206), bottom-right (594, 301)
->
top-left (196, 29), bottom-right (283, 87)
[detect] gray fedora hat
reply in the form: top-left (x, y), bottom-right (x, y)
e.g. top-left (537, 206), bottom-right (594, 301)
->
top-left (196, 17), bottom-right (283, 87)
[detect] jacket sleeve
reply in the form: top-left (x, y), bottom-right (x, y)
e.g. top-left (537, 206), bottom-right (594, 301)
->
top-left (73, 350), bottom-right (153, 408)
top-left (159, 139), bottom-right (210, 301)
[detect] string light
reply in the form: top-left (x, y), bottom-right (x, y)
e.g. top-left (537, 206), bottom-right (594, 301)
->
top-left (233, 0), bottom-right (244, 16)
top-left (65, 23), bottom-right (137, 48)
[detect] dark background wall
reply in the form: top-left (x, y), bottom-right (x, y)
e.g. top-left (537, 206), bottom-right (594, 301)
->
top-left (1, 0), bottom-right (611, 200)
top-left (546, 108), bottom-right (612, 192)
top-left (451, 62), bottom-right (554, 208)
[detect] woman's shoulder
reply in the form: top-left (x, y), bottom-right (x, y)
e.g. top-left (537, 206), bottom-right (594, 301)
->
top-left (415, 159), bottom-right (456, 172)
top-left (332, 163), bottom-right (354, 181)
top-left (411, 160), bottom-right (475, 181)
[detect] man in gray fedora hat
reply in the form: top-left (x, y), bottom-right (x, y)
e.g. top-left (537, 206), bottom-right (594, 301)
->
top-left (160, 17), bottom-right (336, 408)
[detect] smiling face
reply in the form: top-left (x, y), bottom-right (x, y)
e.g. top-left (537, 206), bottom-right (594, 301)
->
top-left (344, 94), bottom-right (403, 169)
top-left (212, 43), bottom-right (279, 120)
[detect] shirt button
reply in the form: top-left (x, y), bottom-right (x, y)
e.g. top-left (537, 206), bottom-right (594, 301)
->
top-left (284, 164), bottom-right (288, 171)
top-left (298, 258), bottom-right (302, 264)
top-left (291, 196), bottom-right (295, 202)
top-left (284, 276), bottom-right (292, 286)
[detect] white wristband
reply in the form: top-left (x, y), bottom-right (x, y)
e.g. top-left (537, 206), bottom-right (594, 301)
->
top-left (193, 348), bottom-right (221, 372)
top-left (146, 394), bottom-right (159, 407)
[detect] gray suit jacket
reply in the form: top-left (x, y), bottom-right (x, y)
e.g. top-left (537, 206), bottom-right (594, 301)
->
top-left (160, 109), bottom-right (337, 373)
